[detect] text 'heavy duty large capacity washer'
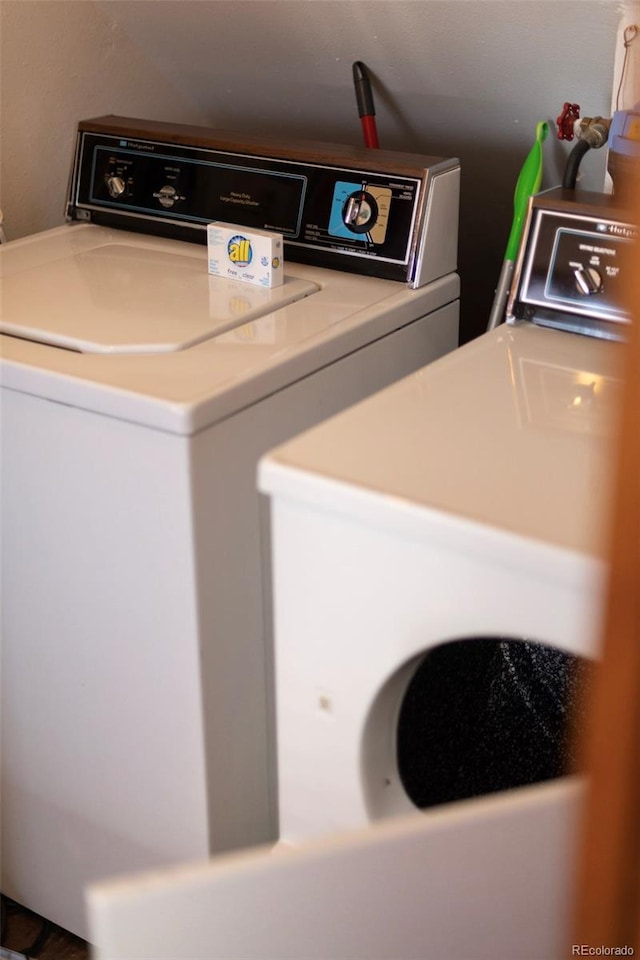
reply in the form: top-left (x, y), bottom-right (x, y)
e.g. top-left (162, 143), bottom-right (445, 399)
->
top-left (0, 117), bottom-right (460, 938)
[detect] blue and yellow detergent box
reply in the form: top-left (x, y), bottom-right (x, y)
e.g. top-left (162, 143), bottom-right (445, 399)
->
top-left (207, 222), bottom-right (284, 287)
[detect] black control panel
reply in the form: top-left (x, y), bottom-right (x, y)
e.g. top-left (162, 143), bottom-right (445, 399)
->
top-left (66, 116), bottom-right (460, 285)
top-left (508, 188), bottom-right (636, 340)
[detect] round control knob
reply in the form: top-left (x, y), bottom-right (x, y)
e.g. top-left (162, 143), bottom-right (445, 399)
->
top-left (342, 190), bottom-right (378, 234)
top-left (156, 185), bottom-right (177, 209)
top-left (106, 176), bottom-right (126, 199)
top-left (574, 265), bottom-right (603, 295)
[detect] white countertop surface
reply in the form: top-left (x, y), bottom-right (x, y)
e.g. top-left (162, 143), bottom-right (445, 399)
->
top-left (260, 323), bottom-right (623, 561)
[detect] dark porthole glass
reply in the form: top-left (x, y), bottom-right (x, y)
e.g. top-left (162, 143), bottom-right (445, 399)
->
top-left (396, 637), bottom-right (594, 809)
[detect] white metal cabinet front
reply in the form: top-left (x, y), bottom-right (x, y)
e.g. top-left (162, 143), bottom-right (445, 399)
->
top-left (87, 779), bottom-right (581, 960)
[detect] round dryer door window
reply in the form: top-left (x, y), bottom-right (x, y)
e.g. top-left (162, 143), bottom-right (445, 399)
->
top-left (396, 637), bottom-right (594, 809)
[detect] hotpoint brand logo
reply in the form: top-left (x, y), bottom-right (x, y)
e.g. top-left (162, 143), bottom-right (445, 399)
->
top-left (596, 221), bottom-right (637, 240)
top-left (607, 223), bottom-right (637, 240)
top-left (228, 235), bottom-right (253, 267)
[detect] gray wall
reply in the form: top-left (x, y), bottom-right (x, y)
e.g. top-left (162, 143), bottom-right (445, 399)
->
top-left (1, 0), bottom-right (624, 342)
top-left (0, 1), bottom-right (210, 243)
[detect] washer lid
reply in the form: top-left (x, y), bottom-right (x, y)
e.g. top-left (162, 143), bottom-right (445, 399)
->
top-left (0, 238), bottom-right (318, 354)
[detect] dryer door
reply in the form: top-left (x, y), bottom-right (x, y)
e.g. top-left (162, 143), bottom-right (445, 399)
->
top-left (87, 778), bottom-right (580, 960)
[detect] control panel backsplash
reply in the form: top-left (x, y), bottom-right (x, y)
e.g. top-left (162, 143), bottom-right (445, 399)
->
top-left (507, 188), bottom-right (636, 340)
top-left (66, 117), bottom-right (460, 286)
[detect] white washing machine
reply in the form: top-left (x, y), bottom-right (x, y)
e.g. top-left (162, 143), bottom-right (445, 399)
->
top-left (0, 117), bottom-right (460, 937)
top-left (258, 320), bottom-right (622, 843)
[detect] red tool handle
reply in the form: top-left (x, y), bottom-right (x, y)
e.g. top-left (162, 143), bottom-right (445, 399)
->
top-left (360, 114), bottom-right (379, 149)
top-left (353, 62), bottom-right (380, 149)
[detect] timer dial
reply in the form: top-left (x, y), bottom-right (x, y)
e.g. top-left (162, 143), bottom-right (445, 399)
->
top-left (342, 190), bottom-right (379, 235)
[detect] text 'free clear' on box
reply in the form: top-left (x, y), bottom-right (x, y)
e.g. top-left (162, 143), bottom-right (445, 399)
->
top-left (207, 223), bottom-right (284, 287)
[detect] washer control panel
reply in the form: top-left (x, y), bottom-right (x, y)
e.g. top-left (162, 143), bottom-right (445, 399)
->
top-left (66, 116), bottom-right (460, 285)
top-left (507, 188), bottom-right (636, 339)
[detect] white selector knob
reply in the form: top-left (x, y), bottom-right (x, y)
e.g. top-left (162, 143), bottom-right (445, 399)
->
top-left (574, 265), bottom-right (603, 295)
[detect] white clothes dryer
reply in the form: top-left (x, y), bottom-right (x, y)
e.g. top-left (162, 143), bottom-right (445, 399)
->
top-left (0, 119), bottom-right (460, 938)
top-left (259, 321), bottom-right (622, 845)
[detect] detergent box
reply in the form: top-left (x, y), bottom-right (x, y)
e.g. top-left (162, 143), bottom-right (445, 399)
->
top-left (207, 222), bottom-right (283, 287)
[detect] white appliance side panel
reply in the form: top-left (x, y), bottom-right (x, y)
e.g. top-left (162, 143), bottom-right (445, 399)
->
top-left (0, 389), bottom-right (208, 938)
top-left (87, 778), bottom-right (581, 960)
top-left (191, 300), bottom-right (459, 853)
top-left (413, 166), bottom-right (460, 288)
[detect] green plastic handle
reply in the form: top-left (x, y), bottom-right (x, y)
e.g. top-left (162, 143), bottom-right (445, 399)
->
top-left (504, 120), bottom-right (548, 261)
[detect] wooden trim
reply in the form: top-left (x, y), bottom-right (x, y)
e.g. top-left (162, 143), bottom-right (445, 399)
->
top-left (571, 176), bottom-right (640, 952)
top-left (76, 115), bottom-right (458, 176)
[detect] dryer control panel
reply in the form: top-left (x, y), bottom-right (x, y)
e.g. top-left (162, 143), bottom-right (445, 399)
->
top-left (66, 116), bottom-right (460, 287)
top-left (507, 187), bottom-right (636, 340)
